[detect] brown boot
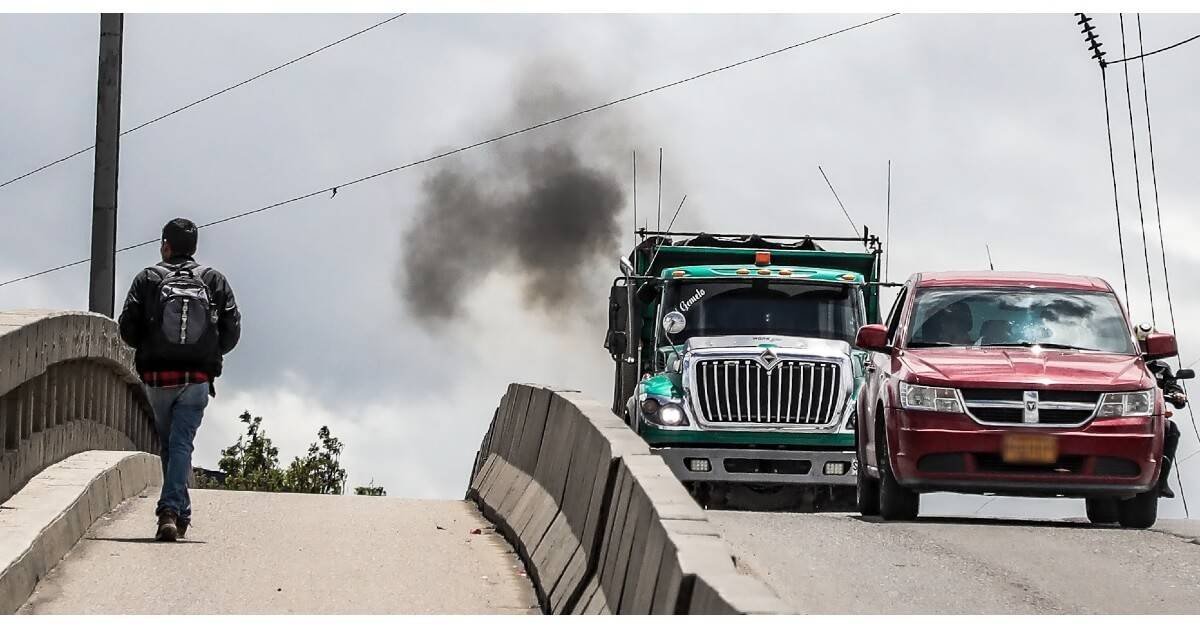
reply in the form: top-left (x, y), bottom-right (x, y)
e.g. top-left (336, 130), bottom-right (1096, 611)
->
top-left (177, 518), bottom-right (189, 539)
top-left (156, 510), bottom-right (179, 542)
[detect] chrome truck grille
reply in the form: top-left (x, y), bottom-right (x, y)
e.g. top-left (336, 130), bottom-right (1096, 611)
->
top-left (691, 358), bottom-right (842, 425)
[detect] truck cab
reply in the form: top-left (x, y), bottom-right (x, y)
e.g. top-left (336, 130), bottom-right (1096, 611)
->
top-left (605, 231), bottom-right (883, 508)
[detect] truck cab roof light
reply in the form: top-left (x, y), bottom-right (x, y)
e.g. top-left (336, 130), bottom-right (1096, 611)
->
top-left (672, 270), bottom-right (687, 278)
top-left (840, 273), bottom-right (857, 281)
top-left (736, 268), bottom-right (750, 275)
top-left (755, 251), bottom-right (771, 266)
top-left (757, 268), bottom-right (771, 276)
top-left (779, 269), bottom-right (793, 276)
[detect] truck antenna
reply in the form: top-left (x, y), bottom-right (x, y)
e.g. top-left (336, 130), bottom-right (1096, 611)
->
top-left (657, 147), bottom-right (664, 231)
top-left (885, 159), bottom-right (892, 282)
top-left (645, 195), bottom-right (688, 273)
top-left (632, 149), bottom-right (638, 252)
top-left (986, 243), bottom-right (995, 270)
top-left (818, 165), bottom-right (860, 241)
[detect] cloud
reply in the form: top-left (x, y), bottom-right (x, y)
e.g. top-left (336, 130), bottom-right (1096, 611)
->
top-left (3, 14), bottom-right (1200, 514)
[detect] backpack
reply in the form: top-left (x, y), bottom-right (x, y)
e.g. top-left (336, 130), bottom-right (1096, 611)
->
top-left (145, 262), bottom-right (220, 366)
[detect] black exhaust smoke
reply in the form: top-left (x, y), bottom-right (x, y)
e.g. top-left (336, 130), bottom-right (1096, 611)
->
top-left (397, 65), bottom-right (627, 325)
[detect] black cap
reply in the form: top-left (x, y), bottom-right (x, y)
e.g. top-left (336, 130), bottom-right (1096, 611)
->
top-left (162, 218), bottom-right (198, 256)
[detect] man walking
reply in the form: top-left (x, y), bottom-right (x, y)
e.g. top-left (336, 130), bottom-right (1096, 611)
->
top-left (118, 218), bottom-right (241, 541)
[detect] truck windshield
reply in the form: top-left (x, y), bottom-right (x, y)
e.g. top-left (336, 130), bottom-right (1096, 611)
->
top-left (906, 288), bottom-right (1135, 354)
top-left (662, 279), bottom-right (861, 344)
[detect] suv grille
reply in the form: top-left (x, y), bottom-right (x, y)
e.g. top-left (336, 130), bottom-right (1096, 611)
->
top-left (692, 358), bottom-right (841, 425)
top-left (960, 389), bottom-right (1100, 425)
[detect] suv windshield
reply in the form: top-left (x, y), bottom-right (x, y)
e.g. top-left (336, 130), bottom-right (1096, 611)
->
top-left (906, 288), bottom-right (1134, 354)
top-left (661, 279), bottom-right (862, 344)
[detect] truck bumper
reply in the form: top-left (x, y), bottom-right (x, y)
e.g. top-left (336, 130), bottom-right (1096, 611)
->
top-left (891, 410), bottom-right (1161, 498)
top-left (653, 446), bottom-right (857, 485)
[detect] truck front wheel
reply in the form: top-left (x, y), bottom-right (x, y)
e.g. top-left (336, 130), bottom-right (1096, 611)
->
top-left (1117, 489), bottom-right (1158, 529)
top-left (877, 420), bottom-right (919, 521)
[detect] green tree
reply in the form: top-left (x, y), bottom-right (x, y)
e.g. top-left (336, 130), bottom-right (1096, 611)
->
top-left (283, 426), bottom-right (348, 495)
top-left (354, 479), bottom-right (387, 496)
top-left (205, 411), bottom-right (347, 495)
top-left (217, 411), bottom-right (287, 491)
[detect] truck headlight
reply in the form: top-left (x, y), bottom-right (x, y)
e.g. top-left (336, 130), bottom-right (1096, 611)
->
top-left (1097, 390), bottom-right (1153, 417)
top-left (658, 404), bottom-right (686, 426)
top-left (899, 382), bottom-right (963, 413)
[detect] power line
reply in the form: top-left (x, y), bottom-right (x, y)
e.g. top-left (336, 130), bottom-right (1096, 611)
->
top-left (0, 13), bottom-right (900, 290)
top-left (1119, 14), bottom-right (1157, 327)
top-left (1136, 14), bottom-right (1200, 449)
top-left (1107, 32), bottom-right (1200, 65)
top-left (0, 13), bottom-right (406, 193)
top-left (1100, 67), bottom-right (1132, 309)
top-left (817, 165), bottom-right (859, 235)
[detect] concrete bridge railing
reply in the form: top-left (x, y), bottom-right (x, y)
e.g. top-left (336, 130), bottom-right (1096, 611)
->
top-left (0, 310), bottom-right (159, 504)
top-left (468, 383), bottom-right (788, 614)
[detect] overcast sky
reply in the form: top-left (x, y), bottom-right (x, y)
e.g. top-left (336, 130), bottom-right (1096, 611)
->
top-left (2, 13), bottom-right (1199, 518)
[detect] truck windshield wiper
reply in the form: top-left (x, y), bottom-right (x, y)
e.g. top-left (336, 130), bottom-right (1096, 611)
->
top-left (907, 341), bottom-right (957, 348)
top-left (978, 341), bottom-right (1093, 351)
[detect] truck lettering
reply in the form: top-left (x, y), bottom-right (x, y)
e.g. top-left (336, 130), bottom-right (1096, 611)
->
top-left (679, 288), bottom-right (705, 312)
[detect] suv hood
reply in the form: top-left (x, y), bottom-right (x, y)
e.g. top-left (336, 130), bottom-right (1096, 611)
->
top-left (900, 347), bottom-right (1151, 390)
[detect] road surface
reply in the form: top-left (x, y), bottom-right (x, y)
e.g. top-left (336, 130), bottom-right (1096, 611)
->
top-left (711, 507), bottom-right (1200, 614)
top-left (20, 489), bottom-right (537, 614)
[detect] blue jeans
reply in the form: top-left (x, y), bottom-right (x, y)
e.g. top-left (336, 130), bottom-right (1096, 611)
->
top-left (145, 383), bottom-right (208, 522)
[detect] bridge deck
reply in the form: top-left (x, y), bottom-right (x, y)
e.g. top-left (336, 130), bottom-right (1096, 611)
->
top-left (711, 508), bottom-right (1200, 614)
top-left (20, 489), bottom-right (537, 614)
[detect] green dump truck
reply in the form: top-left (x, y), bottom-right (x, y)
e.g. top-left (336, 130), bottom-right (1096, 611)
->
top-left (604, 230), bottom-right (883, 509)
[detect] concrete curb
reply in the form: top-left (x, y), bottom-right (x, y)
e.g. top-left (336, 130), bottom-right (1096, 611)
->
top-left (467, 384), bottom-right (791, 615)
top-left (0, 450), bottom-right (160, 613)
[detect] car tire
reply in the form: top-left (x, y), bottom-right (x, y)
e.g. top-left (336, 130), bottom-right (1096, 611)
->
top-left (877, 420), bottom-right (920, 521)
top-left (857, 430), bottom-right (880, 516)
top-left (1117, 489), bottom-right (1158, 529)
top-left (1085, 497), bottom-right (1119, 524)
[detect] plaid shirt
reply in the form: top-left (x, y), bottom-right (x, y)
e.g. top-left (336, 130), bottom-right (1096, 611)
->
top-left (141, 370), bottom-right (209, 388)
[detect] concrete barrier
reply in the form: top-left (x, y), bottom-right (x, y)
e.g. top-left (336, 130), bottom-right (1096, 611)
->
top-left (0, 310), bottom-right (159, 504)
top-left (467, 384), bottom-right (790, 614)
top-left (0, 450), bottom-right (161, 613)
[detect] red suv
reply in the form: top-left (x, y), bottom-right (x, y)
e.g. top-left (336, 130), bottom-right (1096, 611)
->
top-left (854, 271), bottom-right (1176, 528)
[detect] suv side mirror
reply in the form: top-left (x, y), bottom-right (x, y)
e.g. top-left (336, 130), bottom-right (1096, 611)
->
top-left (1176, 368), bottom-right (1195, 380)
top-left (1143, 331), bottom-right (1178, 360)
top-left (855, 324), bottom-right (890, 353)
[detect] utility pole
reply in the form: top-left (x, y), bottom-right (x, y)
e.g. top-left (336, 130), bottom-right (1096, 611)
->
top-left (88, 13), bottom-right (124, 316)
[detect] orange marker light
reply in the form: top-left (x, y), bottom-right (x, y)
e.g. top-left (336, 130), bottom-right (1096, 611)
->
top-left (755, 251), bottom-right (771, 266)
top-left (757, 268), bottom-right (771, 275)
top-left (736, 268), bottom-right (750, 275)
top-left (672, 270), bottom-right (687, 278)
top-left (779, 269), bottom-right (793, 276)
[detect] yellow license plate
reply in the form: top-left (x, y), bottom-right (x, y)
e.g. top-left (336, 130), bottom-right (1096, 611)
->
top-left (1001, 433), bottom-right (1059, 465)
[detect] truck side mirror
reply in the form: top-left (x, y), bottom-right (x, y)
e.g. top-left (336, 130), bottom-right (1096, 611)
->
top-left (1177, 368), bottom-right (1195, 380)
top-left (1143, 331), bottom-right (1179, 360)
top-left (605, 330), bottom-right (627, 356)
top-left (855, 324), bottom-right (890, 353)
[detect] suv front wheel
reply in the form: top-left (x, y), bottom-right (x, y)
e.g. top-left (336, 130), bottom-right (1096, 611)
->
top-left (877, 419), bottom-right (920, 521)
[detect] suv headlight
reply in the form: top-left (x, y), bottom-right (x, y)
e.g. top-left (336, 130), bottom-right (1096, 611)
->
top-left (1097, 390), bottom-right (1153, 418)
top-left (899, 382), bottom-right (963, 413)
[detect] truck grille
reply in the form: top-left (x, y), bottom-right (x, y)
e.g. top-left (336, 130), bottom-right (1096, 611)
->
top-left (691, 358), bottom-right (841, 425)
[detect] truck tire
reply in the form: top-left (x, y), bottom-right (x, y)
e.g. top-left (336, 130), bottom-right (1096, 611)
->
top-left (1085, 497), bottom-right (1119, 524)
top-left (877, 420), bottom-right (919, 521)
top-left (1117, 489), bottom-right (1158, 529)
top-left (857, 428), bottom-right (880, 516)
